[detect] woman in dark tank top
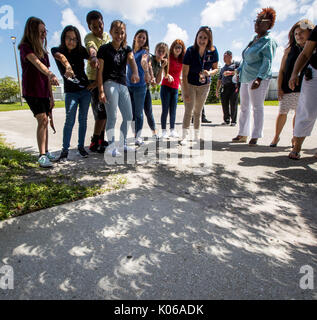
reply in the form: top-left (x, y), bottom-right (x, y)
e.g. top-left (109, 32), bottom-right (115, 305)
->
top-left (270, 19), bottom-right (314, 147)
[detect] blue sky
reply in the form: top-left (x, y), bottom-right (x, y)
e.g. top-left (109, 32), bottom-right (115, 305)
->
top-left (0, 0), bottom-right (316, 79)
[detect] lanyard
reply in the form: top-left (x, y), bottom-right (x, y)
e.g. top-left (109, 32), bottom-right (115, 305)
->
top-left (200, 50), bottom-right (207, 72)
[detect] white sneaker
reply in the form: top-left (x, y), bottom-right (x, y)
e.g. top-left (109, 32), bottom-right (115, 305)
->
top-left (135, 137), bottom-right (144, 146)
top-left (161, 130), bottom-right (169, 139)
top-left (152, 133), bottom-right (161, 140)
top-left (106, 144), bottom-right (122, 157)
top-left (46, 151), bottom-right (57, 162)
top-left (179, 139), bottom-right (188, 146)
top-left (38, 155), bottom-right (53, 168)
top-left (169, 130), bottom-right (179, 138)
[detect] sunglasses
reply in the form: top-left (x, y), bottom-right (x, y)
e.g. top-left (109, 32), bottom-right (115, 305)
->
top-left (200, 26), bottom-right (211, 31)
top-left (254, 19), bottom-right (271, 24)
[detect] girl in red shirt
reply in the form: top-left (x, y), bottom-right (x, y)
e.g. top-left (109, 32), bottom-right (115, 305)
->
top-left (160, 39), bottom-right (186, 138)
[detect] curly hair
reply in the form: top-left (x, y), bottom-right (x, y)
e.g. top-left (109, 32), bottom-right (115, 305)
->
top-left (257, 7), bottom-right (276, 29)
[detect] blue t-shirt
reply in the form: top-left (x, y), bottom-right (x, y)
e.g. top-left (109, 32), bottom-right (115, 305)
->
top-left (183, 45), bottom-right (219, 86)
top-left (127, 49), bottom-right (147, 87)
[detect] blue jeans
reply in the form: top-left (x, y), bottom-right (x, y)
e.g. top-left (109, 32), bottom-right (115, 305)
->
top-left (63, 89), bottom-right (91, 151)
top-left (104, 81), bottom-right (133, 145)
top-left (160, 85), bottom-right (178, 130)
top-left (128, 85), bottom-right (147, 137)
top-left (144, 88), bottom-right (156, 131)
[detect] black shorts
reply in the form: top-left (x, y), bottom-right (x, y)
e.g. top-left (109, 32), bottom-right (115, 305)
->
top-left (90, 81), bottom-right (107, 121)
top-left (24, 96), bottom-right (50, 117)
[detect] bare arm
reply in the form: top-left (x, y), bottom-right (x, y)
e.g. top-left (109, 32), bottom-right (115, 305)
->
top-left (127, 52), bottom-right (140, 84)
top-left (52, 52), bottom-right (74, 78)
top-left (26, 53), bottom-right (59, 86)
top-left (216, 79), bottom-right (221, 98)
top-left (277, 47), bottom-right (290, 100)
top-left (289, 40), bottom-right (316, 90)
top-left (141, 53), bottom-right (151, 83)
top-left (97, 58), bottom-right (106, 104)
top-left (88, 47), bottom-right (99, 69)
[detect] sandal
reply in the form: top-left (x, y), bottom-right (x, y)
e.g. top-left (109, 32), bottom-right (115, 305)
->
top-left (288, 151), bottom-right (301, 160)
top-left (270, 138), bottom-right (280, 147)
top-left (232, 135), bottom-right (247, 143)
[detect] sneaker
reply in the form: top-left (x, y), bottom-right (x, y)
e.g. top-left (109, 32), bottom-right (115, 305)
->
top-left (161, 130), bottom-right (169, 139)
top-left (97, 139), bottom-right (106, 154)
top-left (46, 151), bottom-right (57, 162)
top-left (102, 140), bottom-right (109, 147)
top-left (169, 130), bottom-right (179, 138)
top-left (230, 123), bottom-right (237, 127)
top-left (38, 155), bottom-right (53, 168)
top-left (179, 139), bottom-right (188, 146)
top-left (89, 138), bottom-right (99, 152)
top-left (106, 146), bottom-right (122, 157)
top-left (135, 137), bottom-right (144, 147)
top-left (58, 149), bottom-right (68, 161)
top-left (152, 133), bottom-right (161, 140)
top-left (77, 147), bottom-right (89, 158)
top-left (202, 118), bottom-right (212, 124)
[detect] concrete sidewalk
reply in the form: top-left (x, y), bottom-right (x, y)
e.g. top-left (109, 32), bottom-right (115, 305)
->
top-left (0, 105), bottom-right (317, 299)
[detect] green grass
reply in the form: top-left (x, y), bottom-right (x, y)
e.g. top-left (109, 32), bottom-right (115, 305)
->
top-left (0, 136), bottom-right (127, 221)
top-left (152, 99), bottom-right (279, 106)
top-left (1, 99), bottom-right (279, 112)
top-left (0, 101), bottom-right (65, 112)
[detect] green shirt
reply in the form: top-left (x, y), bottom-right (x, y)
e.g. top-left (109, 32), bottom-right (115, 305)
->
top-left (84, 32), bottom-right (111, 80)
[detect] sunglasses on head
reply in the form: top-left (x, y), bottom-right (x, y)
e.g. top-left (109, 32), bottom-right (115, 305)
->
top-left (200, 26), bottom-right (211, 31)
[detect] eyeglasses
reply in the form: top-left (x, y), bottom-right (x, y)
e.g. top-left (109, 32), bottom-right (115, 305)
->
top-left (174, 46), bottom-right (183, 50)
top-left (66, 37), bottom-right (78, 43)
top-left (254, 19), bottom-right (271, 24)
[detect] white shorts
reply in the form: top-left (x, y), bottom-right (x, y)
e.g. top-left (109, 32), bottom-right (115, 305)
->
top-left (279, 92), bottom-right (300, 114)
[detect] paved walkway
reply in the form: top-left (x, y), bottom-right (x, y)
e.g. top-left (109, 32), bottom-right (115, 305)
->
top-left (0, 105), bottom-right (317, 299)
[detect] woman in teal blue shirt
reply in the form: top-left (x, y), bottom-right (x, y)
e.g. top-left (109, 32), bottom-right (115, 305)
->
top-left (232, 7), bottom-right (278, 146)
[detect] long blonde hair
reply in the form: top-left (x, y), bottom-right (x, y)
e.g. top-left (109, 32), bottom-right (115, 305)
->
top-left (18, 17), bottom-right (47, 58)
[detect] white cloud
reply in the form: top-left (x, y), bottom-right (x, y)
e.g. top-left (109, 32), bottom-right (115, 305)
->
top-left (76, 0), bottom-right (184, 25)
top-left (49, 8), bottom-right (87, 47)
top-left (232, 40), bottom-right (243, 50)
top-left (54, 0), bottom-right (70, 6)
top-left (256, 0), bottom-right (298, 21)
top-left (163, 23), bottom-right (189, 47)
top-left (200, 0), bottom-right (248, 28)
top-left (300, 0), bottom-right (317, 22)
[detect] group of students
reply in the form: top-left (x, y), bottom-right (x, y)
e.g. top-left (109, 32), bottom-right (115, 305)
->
top-left (18, 7), bottom-right (317, 168)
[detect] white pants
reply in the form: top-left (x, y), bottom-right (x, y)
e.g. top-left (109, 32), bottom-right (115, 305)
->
top-left (294, 66), bottom-right (317, 137)
top-left (238, 79), bottom-right (270, 138)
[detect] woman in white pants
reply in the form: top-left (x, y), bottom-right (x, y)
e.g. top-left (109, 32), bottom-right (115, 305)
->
top-left (289, 25), bottom-right (317, 160)
top-left (232, 8), bottom-right (277, 146)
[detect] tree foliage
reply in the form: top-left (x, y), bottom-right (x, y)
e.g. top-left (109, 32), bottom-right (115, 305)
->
top-left (206, 71), bottom-right (220, 104)
top-left (0, 77), bottom-right (19, 103)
